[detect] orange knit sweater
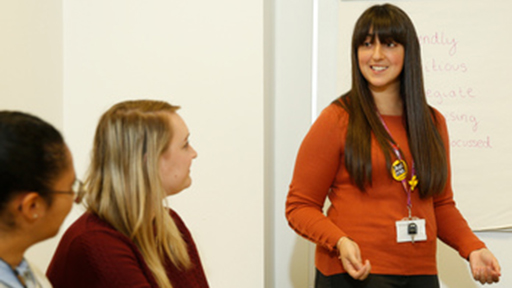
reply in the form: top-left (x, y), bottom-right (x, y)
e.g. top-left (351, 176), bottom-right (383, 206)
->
top-left (285, 103), bottom-right (485, 276)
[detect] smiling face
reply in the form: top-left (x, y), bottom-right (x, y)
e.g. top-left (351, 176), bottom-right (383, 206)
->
top-left (159, 113), bottom-right (198, 196)
top-left (357, 33), bottom-right (405, 94)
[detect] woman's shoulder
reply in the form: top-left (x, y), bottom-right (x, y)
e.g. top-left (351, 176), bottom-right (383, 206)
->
top-left (66, 211), bottom-right (112, 232)
top-left (167, 209), bottom-right (201, 249)
top-left (428, 106), bottom-right (448, 130)
top-left (317, 99), bottom-right (350, 125)
top-left (325, 98), bottom-right (349, 115)
top-left (52, 212), bottom-right (145, 267)
top-left (61, 211), bottom-right (135, 248)
top-left (429, 106), bottom-right (445, 119)
top-left (168, 209), bottom-right (191, 235)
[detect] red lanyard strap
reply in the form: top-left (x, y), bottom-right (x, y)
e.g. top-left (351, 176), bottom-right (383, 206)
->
top-left (377, 113), bottom-right (417, 218)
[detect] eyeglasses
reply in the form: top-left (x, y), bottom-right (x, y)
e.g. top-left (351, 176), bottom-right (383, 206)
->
top-left (47, 179), bottom-right (85, 204)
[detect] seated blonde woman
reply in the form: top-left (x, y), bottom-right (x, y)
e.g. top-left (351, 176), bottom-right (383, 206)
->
top-left (0, 111), bottom-right (79, 288)
top-left (47, 100), bottom-right (208, 288)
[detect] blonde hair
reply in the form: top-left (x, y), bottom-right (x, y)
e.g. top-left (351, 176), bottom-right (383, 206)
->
top-left (84, 100), bottom-right (191, 288)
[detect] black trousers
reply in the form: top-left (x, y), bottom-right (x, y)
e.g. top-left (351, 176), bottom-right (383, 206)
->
top-left (315, 270), bottom-right (440, 288)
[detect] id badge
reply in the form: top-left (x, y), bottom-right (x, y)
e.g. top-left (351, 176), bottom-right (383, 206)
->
top-left (395, 219), bottom-right (427, 243)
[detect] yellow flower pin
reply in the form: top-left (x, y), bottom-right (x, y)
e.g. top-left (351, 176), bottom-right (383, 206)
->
top-left (409, 175), bottom-right (418, 191)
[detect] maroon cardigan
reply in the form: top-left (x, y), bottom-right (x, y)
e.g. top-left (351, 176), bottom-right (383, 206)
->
top-left (47, 210), bottom-right (209, 288)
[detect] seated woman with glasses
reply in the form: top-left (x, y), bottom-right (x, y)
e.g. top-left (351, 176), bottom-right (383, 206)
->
top-left (0, 111), bottom-right (81, 288)
top-left (47, 100), bottom-right (209, 288)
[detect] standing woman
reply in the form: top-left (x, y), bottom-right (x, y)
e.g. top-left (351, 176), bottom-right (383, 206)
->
top-left (286, 4), bottom-right (501, 288)
top-left (47, 100), bottom-right (208, 288)
top-left (0, 111), bottom-right (79, 288)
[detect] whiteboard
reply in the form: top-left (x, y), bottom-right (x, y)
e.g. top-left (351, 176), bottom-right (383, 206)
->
top-left (328, 0), bottom-right (512, 230)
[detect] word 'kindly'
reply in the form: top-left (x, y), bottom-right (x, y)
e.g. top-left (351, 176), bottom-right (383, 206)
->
top-left (418, 32), bottom-right (458, 56)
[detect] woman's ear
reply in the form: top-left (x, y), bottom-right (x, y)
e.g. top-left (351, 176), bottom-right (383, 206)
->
top-left (17, 192), bottom-right (47, 223)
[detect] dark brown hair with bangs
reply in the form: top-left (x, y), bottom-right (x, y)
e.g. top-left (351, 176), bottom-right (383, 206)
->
top-left (337, 3), bottom-right (448, 198)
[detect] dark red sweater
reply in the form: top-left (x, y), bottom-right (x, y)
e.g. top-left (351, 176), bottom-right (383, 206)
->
top-left (47, 210), bottom-right (209, 288)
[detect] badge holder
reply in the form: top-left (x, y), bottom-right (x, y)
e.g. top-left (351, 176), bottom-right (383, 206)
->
top-left (396, 215), bottom-right (426, 243)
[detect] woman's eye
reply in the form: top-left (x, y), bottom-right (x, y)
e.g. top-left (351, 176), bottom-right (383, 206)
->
top-left (362, 41), bottom-right (372, 47)
top-left (387, 42), bottom-right (397, 47)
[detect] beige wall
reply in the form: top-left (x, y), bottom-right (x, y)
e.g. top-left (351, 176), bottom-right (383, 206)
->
top-left (6, 1), bottom-right (508, 288)
top-left (62, 1), bottom-right (265, 287)
top-left (0, 0), bottom-right (62, 127)
top-left (64, 0), bottom-right (264, 287)
top-left (2, 1), bottom-right (265, 287)
top-left (0, 0), bottom-right (64, 270)
top-left (272, 0), bottom-right (512, 287)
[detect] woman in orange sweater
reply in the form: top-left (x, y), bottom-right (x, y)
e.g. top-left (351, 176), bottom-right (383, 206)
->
top-left (285, 4), bottom-right (501, 288)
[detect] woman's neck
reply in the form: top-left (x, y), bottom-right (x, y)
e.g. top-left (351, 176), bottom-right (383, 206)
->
top-left (371, 85), bottom-right (403, 116)
top-left (0, 233), bottom-right (30, 268)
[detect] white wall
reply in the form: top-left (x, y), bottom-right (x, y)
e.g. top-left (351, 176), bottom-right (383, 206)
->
top-left (271, 0), bottom-right (345, 286)
top-left (0, 0), bottom-right (62, 126)
top-left (2, 1), bottom-right (265, 288)
top-left (3, 1), bottom-right (509, 288)
top-left (0, 0), bottom-right (64, 269)
top-left (272, 0), bottom-right (314, 286)
top-left (272, 0), bottom-right (511, 288)
top-left (62, 1), bottom-right (265, 288)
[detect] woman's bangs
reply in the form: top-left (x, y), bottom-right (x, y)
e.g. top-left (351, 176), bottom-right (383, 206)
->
top-left (353, 18), bottom-right (373, 47)
top-left (353, 10), bottom-right (407, 47)
top-left (372, 18), bottom-right (407, 45)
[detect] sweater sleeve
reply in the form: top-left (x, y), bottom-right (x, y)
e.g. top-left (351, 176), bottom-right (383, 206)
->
top-left (285, 105), bottom-right (347, 251)
top-left (49, 230), bottom-right (156, 288)
top-left (433, 111), bottom-right (486, 259)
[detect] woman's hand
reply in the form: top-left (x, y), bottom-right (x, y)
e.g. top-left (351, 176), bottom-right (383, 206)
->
top-left (337, 237), bottom-right (371, 280)
top-left (469, 248), bottom-right (501, 284)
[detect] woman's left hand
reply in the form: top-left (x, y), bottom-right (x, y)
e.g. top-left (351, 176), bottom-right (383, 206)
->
top-left (469, 248), bottom-right (501, 284)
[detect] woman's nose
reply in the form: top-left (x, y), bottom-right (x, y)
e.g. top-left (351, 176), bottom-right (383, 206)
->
top-left (191, 145), bottom-right (198, 159)
top-left (371, 43), bottom-right (384, 60)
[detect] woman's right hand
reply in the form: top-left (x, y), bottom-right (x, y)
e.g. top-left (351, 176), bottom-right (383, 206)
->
top-left (337, 237), bottom-right (371, 280)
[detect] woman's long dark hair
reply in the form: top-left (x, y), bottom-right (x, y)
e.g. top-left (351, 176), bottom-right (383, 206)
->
top-left (339, 3), bottom-right (447, 198)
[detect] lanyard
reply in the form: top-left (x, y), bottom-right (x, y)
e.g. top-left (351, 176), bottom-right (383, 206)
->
top-left (377, 114), bottom-right (418, 218)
